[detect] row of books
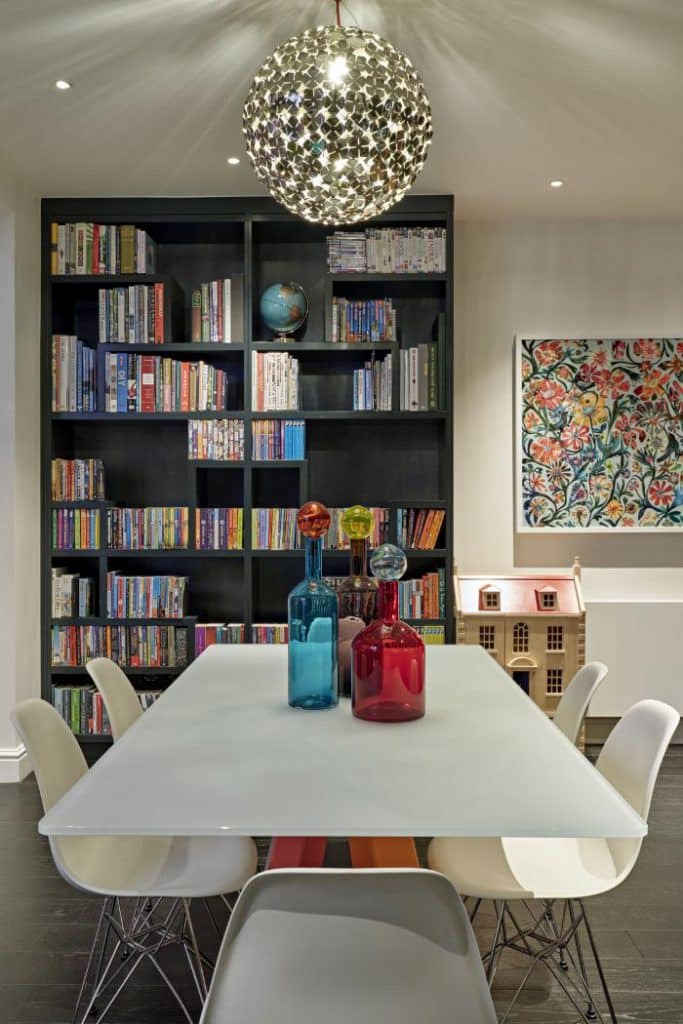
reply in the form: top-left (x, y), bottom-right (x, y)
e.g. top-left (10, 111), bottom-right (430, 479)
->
top-left (51, 569), bottom-right (95, 618)
top-left (251, 508), bottom-right (298, 550)
top-left (195, 623), bottom-right (289, 655)
top-left (399, 345), bottom-right (440, 411)
top-left (353, 355), bottom-right (392, 411)
top-left (52, 509), bottom-right (100, 550)
top-left (412, 623), bottom-right (446, 644)
top-left (196, 508), bottom-right (244, 550)
top-left (106, 507), bottom-right (190, 550)
top-left (98, 285), bottom-right (165, 344)
top-left (252, 419), bottom-right (305, 460)
top-left (51, 222), bottom-right (156, 276)
top-left (397, 508), bottom-right (446, 550)
top-left (398, 569), bottom-right (446, 620)
top-left (326, 228), bottom-right (446, 274)
top-left (51, 336), bottom-right (97, 412)
top-left (53, 687), bottom-right (113, 736)
top-left (51, 625), bottom-right (189, 667)
top-left (330, 298), bottom-right (397, 343)
top-left (104, 354), bottom-right (231, 412)
top-left (251, 352), bottom-right (299, 411)
top-left (188, 418), bottom-right (245, 461)
top-left (191, 277), bottom-right (243, 343)
top-left (107, 572), bottom-right (188, 619)
top-left (51, 459), bottom-right (105, 502)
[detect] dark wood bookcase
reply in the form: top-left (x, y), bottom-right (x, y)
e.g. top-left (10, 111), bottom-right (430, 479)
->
top-left (41, 194), bottom-right (454, 750)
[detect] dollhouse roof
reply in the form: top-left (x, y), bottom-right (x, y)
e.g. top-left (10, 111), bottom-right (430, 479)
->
top-left (455, 572), bottom-right (583, 617)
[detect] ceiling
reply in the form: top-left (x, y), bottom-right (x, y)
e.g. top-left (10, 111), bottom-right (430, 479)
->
top-left (0, 0), bottom-right (682, 217)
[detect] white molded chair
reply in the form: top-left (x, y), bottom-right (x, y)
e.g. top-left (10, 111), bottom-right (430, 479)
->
top-left (85, 658), bottom-right (143, 741)
top-left (12, 698), bottom-right (257, 1024)
top-left (553, 661), bottom-right (608, 746)
top-left (199, 869), bottom-right (498, 1024)
top-left (428, 700), bottom-right (679, 1024)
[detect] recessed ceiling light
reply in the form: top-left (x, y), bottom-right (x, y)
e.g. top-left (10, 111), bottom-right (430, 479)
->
top-left (227, 157), bottom-right (240, 166)
top-left (550, 179), bottom-right (564, 188)
top-left (55, 80), bottom-right (72, 90)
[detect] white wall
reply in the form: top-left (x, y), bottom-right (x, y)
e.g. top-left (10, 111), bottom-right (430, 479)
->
top-left (454, 218), bottom-right (683, 715)
top-left (0, 155), bottom-right (40, 780)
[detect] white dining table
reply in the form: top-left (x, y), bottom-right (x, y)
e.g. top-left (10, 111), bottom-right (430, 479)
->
top-left (39, 644), bottom-right (645, 841)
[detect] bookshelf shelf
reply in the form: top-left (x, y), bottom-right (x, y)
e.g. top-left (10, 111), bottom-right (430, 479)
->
top-left (43, 195), bottom-right (454, 751)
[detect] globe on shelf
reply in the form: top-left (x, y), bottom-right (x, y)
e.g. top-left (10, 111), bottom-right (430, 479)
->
top-left (242, 25), bottom-right (432, 225)
top-left (259, 282), bottom-right (308, 340)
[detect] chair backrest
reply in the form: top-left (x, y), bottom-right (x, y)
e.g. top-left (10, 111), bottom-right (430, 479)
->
top-left (553, 661), bottom-right (608, 745)
top-left (597, 699), bottom-right (679, 876)
top-left (199, 869), bottom-right (498, 1024)
top-left (10, 699), bottom-right (87, 812)
top-left (85, 658), bottom-right (142, 741)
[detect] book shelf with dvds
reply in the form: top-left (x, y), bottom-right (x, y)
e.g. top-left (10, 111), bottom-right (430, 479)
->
top-left (42, 195), bottom-right (453, 751)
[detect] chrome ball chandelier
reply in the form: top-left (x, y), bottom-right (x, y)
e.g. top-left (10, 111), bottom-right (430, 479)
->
top-left (242, 2), bottom-right (432, 225)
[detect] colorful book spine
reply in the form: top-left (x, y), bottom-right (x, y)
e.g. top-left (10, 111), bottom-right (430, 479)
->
top-left (51, 625), bottom-right (188, 667)
top-left (106, 508), bottom-right (190, 550)
top-left (400, 345), bottom-right (439, 411)
top-left (187, 418), bottom-right (244, 461)
top-left (331, 299), bottom-right (397, 343)
top-left (51, 569), bottom-right (95, 618)
top-left (352, 354), bottom-right (392, 410)
top-left (52, 223), bottom-right (156, 275)
top-left (412, 623), bottom-right (446, 644)
top-left (251, 352), bottom-right (300, 411)
top-left (250, 509), bottom-right (300, 550)
top-left (323, 508), bottom-right (389, 550)
top-left (397, 508), bottom-right (446, 550)
top-left (190, 277), bottom-right (240, 343)
top-left (195, 508), bottom-right (243, 550)
top-left (251, 419), bottom-right (306, 460)
top-left (104, 355), bottom-right (230, 412)
top-left (52, 686), bottom-right (111, 736)
top-left (51, 336), bottom-right (96, 412)
top-left (397, 569), bottom-right (446, 619)
top-left (52, 510), bottom-right (100, 550)
top-left (51, 459), bottom-right (105, 501)
top-left (252, 624), bottom-right (288, 643)
top-left (194, 623), bottom-right (245, 656)
top-left (326, 227), bottom-right (446, 274)
top-left (98, 284), bottom-right (164, 344)
top-left (105, 572), bottom-right (188, 619)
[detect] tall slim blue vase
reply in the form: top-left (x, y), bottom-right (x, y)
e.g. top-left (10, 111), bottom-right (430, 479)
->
top-left (288, 503), bottom-right (338, 710)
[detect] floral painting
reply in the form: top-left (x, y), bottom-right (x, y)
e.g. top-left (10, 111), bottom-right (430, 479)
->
top-left (517, 338), bottom-right (683, 530)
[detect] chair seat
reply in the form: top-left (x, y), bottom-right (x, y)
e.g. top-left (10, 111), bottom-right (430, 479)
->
top-left (54, 833), bottom-right (258, 898)
top-left (428, 836), bottom-right (623, 900)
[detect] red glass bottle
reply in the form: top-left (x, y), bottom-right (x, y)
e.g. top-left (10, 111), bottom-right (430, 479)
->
top-left (352, 544), bottom-right (425, 722)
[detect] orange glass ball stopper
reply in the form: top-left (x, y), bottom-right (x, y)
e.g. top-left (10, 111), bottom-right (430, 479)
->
top-left (297, 500), bottom-right (331, 539)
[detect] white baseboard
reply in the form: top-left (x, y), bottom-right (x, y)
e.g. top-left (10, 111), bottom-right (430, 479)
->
top-left (0, 744), bottom-right (32, 783)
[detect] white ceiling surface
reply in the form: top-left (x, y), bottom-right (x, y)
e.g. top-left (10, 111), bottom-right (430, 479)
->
top-left (0, 0), bottom-right (682, 216)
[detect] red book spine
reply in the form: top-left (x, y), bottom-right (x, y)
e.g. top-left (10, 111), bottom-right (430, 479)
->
top-left (140, 355), bottom-right (156, 412)
top-left (154, 283), bottom-right (164, 344)
top-left (181, 363), bottom-right (190, 412)
top-left (92, 224), bottom-right (100, 273)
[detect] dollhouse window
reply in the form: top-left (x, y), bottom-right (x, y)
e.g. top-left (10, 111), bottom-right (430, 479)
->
top-left (480, 587), bottom-right (500, 611)
top-left (546, 668), bottom-right (563, 694)
top-left (547, 625), bottom-right (564, 651)
top-left (512, 622), bottom-right (529, 653)
top-left (479, 625), bottom-right (496, 650)
top-left (536, 587), bottom-right (558, 610)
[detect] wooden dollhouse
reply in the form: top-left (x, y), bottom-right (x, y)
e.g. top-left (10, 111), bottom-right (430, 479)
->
top-left (454, 559), bottom-right (585, 716)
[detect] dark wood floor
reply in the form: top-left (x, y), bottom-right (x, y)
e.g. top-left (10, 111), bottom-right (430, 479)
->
top-left (0, 748), bottom-right (681, 1023)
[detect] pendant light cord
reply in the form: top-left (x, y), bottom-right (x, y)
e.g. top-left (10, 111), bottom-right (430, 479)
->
top-left (335, 0), bottom-right (341, 26)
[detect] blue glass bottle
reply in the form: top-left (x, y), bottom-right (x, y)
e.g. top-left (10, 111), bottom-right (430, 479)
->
top-left (288, 502), bottom-right (338, 710)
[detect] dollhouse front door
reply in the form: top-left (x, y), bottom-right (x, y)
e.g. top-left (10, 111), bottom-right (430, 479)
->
top-left (512, 670), bottom-right (531, 694)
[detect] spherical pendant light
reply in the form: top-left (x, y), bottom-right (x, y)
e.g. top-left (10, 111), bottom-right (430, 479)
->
top-left (242, 18), bottom-right (432, 225)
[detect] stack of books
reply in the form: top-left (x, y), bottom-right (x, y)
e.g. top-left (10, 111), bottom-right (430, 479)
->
top-left (51, 624), bottom-right (188, 667)
top-left (52, 509), bottom-right (100, 550)
top-left (52, 687), bottom-right (111, 736)
top-left (188, 419), bottom-right (244, 460)
top-left (98, 284), bottom-right (165, 344)
top-left (251, 509), bottom-right (299, 549)
top-left (252, 624), bottom-right (288, 643)
top-left (251, 352), bottom-right (299, 410)
top-left (331, 298), bottom-right (397, 343)
top-left (323, 508), bottom-right (390, 549)
top-left (397, 508), bottom-right (446, 549)
top-left (398, 569), bottom-right (446, 619)
top-left (353, 355), bottom-right (392, 410)
top-left (190, 276), bottom-right (244, 343)
top-left (51, 569), bottom-right (95, 618)
top-left (326, 232), bottom-right (367, 272)
top-left (138, 691), bottom-right (162, 710)
top-left (106, 508), bottom-right (190, 550)
top-left (195, 623), bottom-right (245, 656)
top-left (326, 227), bottom-right (447, 274)
top-left (195, 508), bottom-right (243, 550)
top-left (51, 222), bottom-right (156, 275)
top-left (252, 419), bottom-right (305, 460)
top-left (104, 354), bottom-right (230, 412)
top-left (51, 459), bottom-right (105, 501)
top-left (106, 572), bottom-right (188, 618)
top-left (413, 623), bottom-right (446, 644)
top-left (399, 345), bottom-right (440, 411)
top-left (51, 336), bottom-right (96, 412)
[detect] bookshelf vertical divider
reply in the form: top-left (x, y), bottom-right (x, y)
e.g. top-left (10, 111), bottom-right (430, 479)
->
top-left (42, 195), bottom-right (454, 753)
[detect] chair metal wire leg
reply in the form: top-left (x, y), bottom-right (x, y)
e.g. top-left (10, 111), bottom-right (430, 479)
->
top-left (568, 899), bottom-right (598, 1020)
top-left (485, 900), bottom-right (507, 986)
top-left (580, 900), bottom-right (618, 1024)
top-left (71, 896), bottom-right (111, 1024)
top-left (182, 898), bottom-right (209, 1001)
